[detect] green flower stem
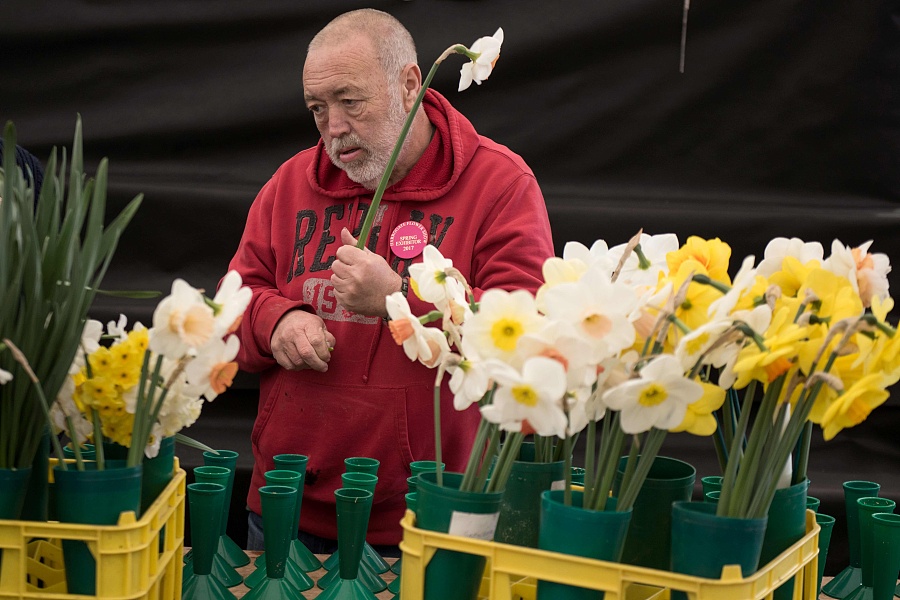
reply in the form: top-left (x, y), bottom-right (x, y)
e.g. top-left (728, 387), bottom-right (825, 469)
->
top-left (91, 410), bottom-right (105, 470)
top-left (433, 382), bottom-right (443, 487)
top-left (418, 310), bottom-right (445, 325)
top-left (472, 423), bottom-right (500, 492)
top-left (355, 46), bottom-right (467, 250)
top-left (127, 353), bottom-right (163, 467)
top-left (65, 416), bottom-right (84, 471)
top-left (716, 380), bottom-right (755, 515)
top-left (592, 417), bottom-right (626, 511)
top-left (667, 314), bottom-right (691, 335)
top-left (617, 428), bottom-right (667, 511)
top-left (793, 420), bottom-right (813, 486)
top-left (561, 434), bottom-right (574, 507)
top-left (691, 273), bottom-right (731, 295)
top-left (485, 432), bottom-right (524, 493)
top-left (584, 419), bottom-right (597, 498)
top-left (460, 414), bottom-right (491, 490)
top-left (633, 244), bottom-right (652, 270)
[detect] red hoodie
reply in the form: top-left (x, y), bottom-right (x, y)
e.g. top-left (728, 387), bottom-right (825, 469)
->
top-left (228, 89), bottom-right (554, 544)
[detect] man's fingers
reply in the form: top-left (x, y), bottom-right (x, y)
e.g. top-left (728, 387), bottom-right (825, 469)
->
top-left (341, 227), bottom-right (358, 246)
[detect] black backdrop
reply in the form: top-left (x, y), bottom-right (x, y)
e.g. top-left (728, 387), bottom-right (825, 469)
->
top-left (2, 0), bottom-right (900, 573)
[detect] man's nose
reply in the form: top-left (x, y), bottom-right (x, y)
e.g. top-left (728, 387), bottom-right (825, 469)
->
top-left (327, 110), bottom-right (351, 139)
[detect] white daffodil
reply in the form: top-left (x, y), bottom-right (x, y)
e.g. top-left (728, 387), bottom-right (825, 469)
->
top-left (418, 327), bottom-right (451, 369)
top-left (541, 268), bottom-right (638, 363)
top-left (185, 334), bottom-right (241, 401)
top-left (69, 319), bottom-right (104, 374)
top-left (447, 354), bottom-right (491, 411)
top-left (149, 279), bottom-right (216, 359)
top-left (674, 316), bottom-right (735, 373)
top-left (212, 270), bottom-right (253, 336)
top-left (408, 245), bottom-right (466, 306)
top-left (50, 377), bottom-right (92, 443)
top-left (602, 354), bottom-right (703, 434)
top-left (460, 288), bottom-right (544, 366)
top-left (458, 28), bottom-right (504, 92)
top-left (756, 237), bottom-right (824, 277)
top-left (535, 240), bottom-right (614, 312)
top-left (106, 314), bottom-right (131, 343)
top-left (0, 367), bottom-right (12, 385)
top-left (708, 255), bottom-right (758, 319)
top-left (608, 233), bottom-right (679, 290)
top-left (386, 292), bottom-right (439, 364)
top-left (823, 239), bottom-right (891, 308)
top-left (480, 356), bottom-right (568, 438)
top-left (516, 321), bottom-right (596, 391)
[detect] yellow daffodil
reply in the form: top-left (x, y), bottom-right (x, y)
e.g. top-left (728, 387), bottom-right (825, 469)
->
top-left (671, 381), bottom-right (727, 436)
top-left (667, 259), bottom-right (722, 333)
top-left (767, 256), bottom-right (820, 299)
top-left (666, 236), bottom-right (732, 286)
top-left (731, 306), bottom-right (809, 388)
top-left (820, 372), bottom-right (891, 440)
top-left (756, 237), bottom-right (824, 278)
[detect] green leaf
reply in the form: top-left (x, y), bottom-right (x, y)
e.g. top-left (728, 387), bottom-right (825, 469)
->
top-left (174, 433), bottom-right (218, 455)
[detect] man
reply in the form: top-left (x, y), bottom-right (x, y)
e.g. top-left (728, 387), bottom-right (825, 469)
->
top-left (229, 8), bottom-right (554, 551)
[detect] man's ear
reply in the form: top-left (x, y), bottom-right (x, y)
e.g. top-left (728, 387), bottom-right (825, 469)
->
top-left (400, 64), bottom-right (422, 112)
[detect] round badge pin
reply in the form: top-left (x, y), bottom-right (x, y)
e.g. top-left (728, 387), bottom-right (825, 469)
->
top-left (389, 221), bottom-right (429, 259)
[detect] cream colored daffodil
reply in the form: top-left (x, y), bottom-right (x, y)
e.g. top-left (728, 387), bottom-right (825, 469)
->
top-left (756, 237), bottom-right (824, 278)
top-left (0, 367), bottom-right (11, 385)
top-left (480, 356), bottom-right (568, 438)
top-left (458, 28), bottom-right (504, 92)
top-left (602, 354), bottom-right (703, 434)
top-left (541, 268), bottom-right (638, 363)
top-left (708, 255), bottom-right (758, 319)
top-left (824, 239), bottom-right (891, 308)
top-left (150, 278), bottom-right (216, 359)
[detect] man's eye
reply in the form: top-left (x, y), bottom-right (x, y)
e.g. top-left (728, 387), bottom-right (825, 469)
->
top-left (308, 105), bottom-right (324, 115)
top-left (342, 99), bottom-right (359, 108)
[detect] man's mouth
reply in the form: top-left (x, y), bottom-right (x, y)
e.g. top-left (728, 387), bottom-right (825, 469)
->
top-left (338, 147), bottom-right (363, 163)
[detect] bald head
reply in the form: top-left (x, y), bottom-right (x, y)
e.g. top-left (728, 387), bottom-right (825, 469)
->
top-left (309, 9), bottom-right (417, 85)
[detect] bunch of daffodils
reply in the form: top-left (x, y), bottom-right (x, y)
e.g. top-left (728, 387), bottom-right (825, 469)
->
top-left (386, 232), bottom-right (896, 518)
top-left (51, 271), bottom-right (251, 469)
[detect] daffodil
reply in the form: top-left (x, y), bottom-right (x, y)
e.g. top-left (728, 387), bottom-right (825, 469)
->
top-left (541, 268), bottom-right (638, 363)
top-left (602, 354), bottom-right (703, 434)
top-left (458, 28), bottom-right (503, 92)
top-left (386, 292), bottom-right (440, 364)
top-left (0, 367), bottom-right (12, 385)
top-left (824, 239), bottom-right (891, 308)
top-left (768, 255), bottom-right (820, 299)
top-left (150, 278), bottom-right (216, 359)
top-left (666, 236), bottom-right (732, 286)
top-left (820, 372), bottom-right (891, 440)
top-left (665, 259), bottom-right (722, 334)
top-left (460, 288), bottom-right (544, 365)
top-left (211, 270), bottom-right (253, 336)
top-left (185, 335), bottom-right (241, 401)
top-left (756, 237), bottom-right (824, 278)
top-left (480, 356), bottom-right (568, 438)
top-left (447, 354), bottom-right (490, 411)
top-left (608, 232), bottom-right (679, 289)
top-left (670, 381), bottom-right (727, 436)
top-left (731, 306), bottom-right (809, 388)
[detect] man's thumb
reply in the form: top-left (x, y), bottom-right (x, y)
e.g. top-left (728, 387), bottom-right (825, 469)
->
top-left (341, 227), bottom-right (359, 246)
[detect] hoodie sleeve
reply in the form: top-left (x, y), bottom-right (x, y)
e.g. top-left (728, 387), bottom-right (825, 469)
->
top-left (227, 175), bottom-right (310, 373)
top-left (469, 171), bottom-right (554, 298)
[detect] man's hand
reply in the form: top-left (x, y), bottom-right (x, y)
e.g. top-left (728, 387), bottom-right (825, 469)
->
top-left (332, 228), bottom-right (402, 318)
top-left (271, 310), bottom-right (336, 372)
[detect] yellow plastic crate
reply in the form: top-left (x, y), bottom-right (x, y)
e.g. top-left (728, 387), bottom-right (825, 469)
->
top-left (0, 460), bottom-right (186, 600)
top-left (400, 508), bottom-right (821, 600)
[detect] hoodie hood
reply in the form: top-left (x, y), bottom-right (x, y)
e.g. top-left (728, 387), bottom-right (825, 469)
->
top-left (308, 89), bottom-right (480, 202)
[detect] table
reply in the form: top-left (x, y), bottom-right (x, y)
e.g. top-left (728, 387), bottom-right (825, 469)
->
top-left (226, 552), bottom-right (397, 600)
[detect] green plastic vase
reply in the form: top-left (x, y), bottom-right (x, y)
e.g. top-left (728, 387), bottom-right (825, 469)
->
top-left (816, 513), bottom-right (836, 596)
top-left (537, 491), bottom-right (632, 600)
top-left (870, 513), bottom-right (900, 600)
top-left (824, 480), bottom-right (882, 599)
top-left (344, 456), bottom-right (380, 475)
top-left (142, 436), bottom-right (175, 512)
top-left (669, 501), bottom-right (767, 600)
top-left (271, 453), bottom-right (322, 572)
top-left (241, 485), bottom-right (303, 600)
top-left (0, 467), bottom-right (31, 520)
top-left (190, 465), bottom-right (243, 587)
top-left (700, 475), bottom-right (723, 497)
top-left (243, 470), bottom-right (313, 592)
top-left (845, 497), bottom-right (896, 600)
top-left (391, 492), bottom-right (417, 578)
top-left (182, 482), bottom-right (236, 600)
top-left (316, 488), bottom-right (378, 600)
top-left (612, 455), bottom-right (695, 570)
top-left (53, 463), bottom-right (142, 595)
top-left (203, 449), bottom-right (251, 568)
top-left (20, 426), bottom-right (50, 521)
top-left (416, 471), bottom-right (503, 600)
top-left (759, 479), bottom-right (809, 600)
top-left (494, 443), bottom-right (565, 548)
